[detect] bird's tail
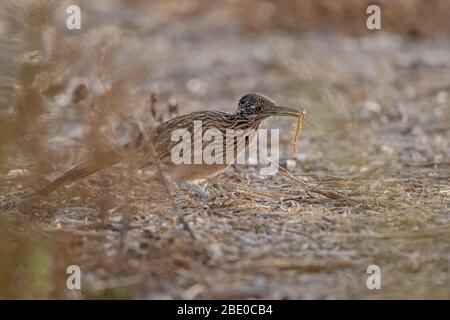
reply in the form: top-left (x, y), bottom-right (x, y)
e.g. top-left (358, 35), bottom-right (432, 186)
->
top-left (35, 150), bottom-right (123, 196)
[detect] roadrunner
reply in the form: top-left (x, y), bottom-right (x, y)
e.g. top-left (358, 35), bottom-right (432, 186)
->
top-left (36, 93), bottom-right (299, 196)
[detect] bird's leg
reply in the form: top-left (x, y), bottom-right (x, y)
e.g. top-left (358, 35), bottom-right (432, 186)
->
top-left (180, 181), bottom-right (210, 199)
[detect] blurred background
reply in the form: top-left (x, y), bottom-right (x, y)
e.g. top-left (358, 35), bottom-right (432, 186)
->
top-left (0, 0), bottom-right (449, 299)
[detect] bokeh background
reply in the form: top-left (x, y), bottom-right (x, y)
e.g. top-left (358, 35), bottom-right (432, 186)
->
top-left (0, 0), bottom-right (449, 299)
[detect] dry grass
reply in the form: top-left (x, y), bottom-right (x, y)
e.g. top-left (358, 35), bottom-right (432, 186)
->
top-left (0, 0), bottom-right (449, 299)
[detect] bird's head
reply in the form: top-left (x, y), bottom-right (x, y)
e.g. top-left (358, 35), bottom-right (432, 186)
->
top-left (236, 93), bottom-right (299, 120)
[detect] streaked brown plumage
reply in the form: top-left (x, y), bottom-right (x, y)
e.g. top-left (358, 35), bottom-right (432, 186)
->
top-left (36, 93), bottom-right (299, 195)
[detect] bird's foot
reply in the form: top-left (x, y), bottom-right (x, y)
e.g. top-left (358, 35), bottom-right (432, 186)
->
top-left (180, 182), bottom-right (210, 199)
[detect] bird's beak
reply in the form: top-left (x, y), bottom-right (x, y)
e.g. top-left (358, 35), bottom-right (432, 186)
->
top-left (266, 106), bottom-right (300, 117)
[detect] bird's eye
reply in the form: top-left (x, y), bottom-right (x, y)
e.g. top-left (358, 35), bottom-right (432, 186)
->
top-left (255, 106), bottom-right (263, 112)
